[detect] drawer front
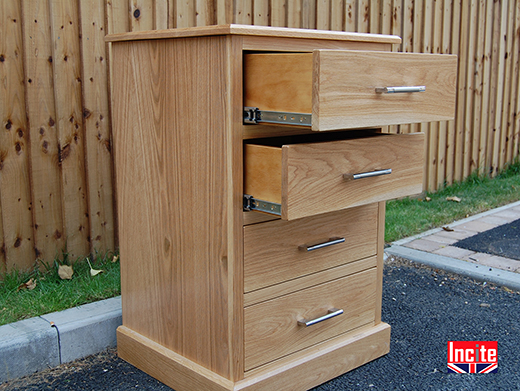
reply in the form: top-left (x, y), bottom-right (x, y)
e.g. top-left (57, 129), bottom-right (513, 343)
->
top-left (245, 132), bottom-right (424, 220)
top-left (244, 204), bottom-right (378, 293)
top-left (244, 51), bottom-right (457, 131)
top-left (244, 268), bottom-right (377, 371)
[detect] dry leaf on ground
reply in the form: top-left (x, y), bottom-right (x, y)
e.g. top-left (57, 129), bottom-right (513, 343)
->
top-left (442, 226), bottom-right (454, 232)
top-left (17, 278), bottom-right (37, 291)
top-left (425, 197), bottom-right (432, 202)
top-left (446, 196), bottom-right (461, 202)
top-left (112, 255), bottom-right (119, 263)
top-left (58, 265), bottom-right (74, 280)
top-left (87, 258), bottom-right (104, 277)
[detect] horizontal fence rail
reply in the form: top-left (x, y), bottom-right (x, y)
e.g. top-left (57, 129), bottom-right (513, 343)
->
top-left (0, 0), bottom-right (519, 271)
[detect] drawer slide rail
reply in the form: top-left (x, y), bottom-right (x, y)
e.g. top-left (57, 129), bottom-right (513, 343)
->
top-left (244, 107), bottom-right (311, 127)
top-left (243, 195), bottom-right (282, 216)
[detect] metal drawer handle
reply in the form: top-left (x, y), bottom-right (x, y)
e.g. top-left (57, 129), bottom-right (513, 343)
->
top-left (299, 237), bottom-right (345, 252)
top-left (375, 86), bottom-right (426, 93)
top-left (298, 308), bottom-right (344, 327)
top-left (343, 168), bottom-right (392, 181)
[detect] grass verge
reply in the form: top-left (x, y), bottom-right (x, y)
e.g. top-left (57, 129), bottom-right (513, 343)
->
top-left (0, 252), bottom-right (120, 326)
top-left (385, 158), bottom-right (520, 243)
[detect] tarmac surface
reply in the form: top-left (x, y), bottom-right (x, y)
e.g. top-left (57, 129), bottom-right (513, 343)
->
top-left (2, 257), bottom-right (519, 391)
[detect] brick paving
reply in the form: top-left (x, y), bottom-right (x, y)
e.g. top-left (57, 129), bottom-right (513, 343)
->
top-left (397, 201), bottom-right (520, 274)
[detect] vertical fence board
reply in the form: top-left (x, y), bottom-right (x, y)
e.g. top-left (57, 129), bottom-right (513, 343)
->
top-left (0, 1), bottom-right (34, 271)
top-left (490, 0), bottom-right (508, 175)
top-left (21, 0), bottom-right (65, 264)
top-left (253, 0), bottom-right (270, 26)
top-left (235, 0), bottom-right (252, 25)
top-left (370, 0), bottom-right (381, 34)
top-left (49, 0), bottom-right (90, 260)
top-left (0, 202), bottom-right (4, 272)
top-left (471, 0), bottom-right (485, 175)
top-left (271, 0), bottom-right (287, 27)
top-left (301, 0), bottom-right (316, 29)
top-left (357, 0), bottom-right (369, 33)
top-left (216, 0), bottom-right (234, 25)
top-left (499, 0), bottom-right (514, 169)
top-left (130, 0), bottom-right (154, 31)
top-left (287, 0), bottom-right (302, 28)
top-left (330, 0), bottom-right (344, 31)
top-left (79, 0), bottom-right (115, 256)
top-left (176, 0), bottom-right (195, 27)
top-left (512, 1), bottom-right (520, 157)
top-left (316, 0), bottom-right (330, 30)
top-left (344, 0), bottom-right (357, 32)
top-left (154, 0), bottom-right (169, 29)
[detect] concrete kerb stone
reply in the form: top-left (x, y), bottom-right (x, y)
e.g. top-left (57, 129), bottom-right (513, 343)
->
top-left (0, 297), bottom-right (122, 384)
top-left (386, 245), bottom-right (520, 292)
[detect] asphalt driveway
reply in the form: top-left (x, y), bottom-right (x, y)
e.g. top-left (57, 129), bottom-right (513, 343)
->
top-left (3, 257), bottom-right (519, 391)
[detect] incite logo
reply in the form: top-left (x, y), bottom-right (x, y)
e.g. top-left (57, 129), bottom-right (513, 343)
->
top-left (447, 341), bottom-right (498, 373)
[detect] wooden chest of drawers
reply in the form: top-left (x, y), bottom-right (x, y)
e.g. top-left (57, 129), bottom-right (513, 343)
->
top-left (107, 24), bottom-right (456, 391)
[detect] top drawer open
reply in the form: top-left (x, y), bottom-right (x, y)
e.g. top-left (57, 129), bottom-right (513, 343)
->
top-left (244, 50), bottom-right (457, 131)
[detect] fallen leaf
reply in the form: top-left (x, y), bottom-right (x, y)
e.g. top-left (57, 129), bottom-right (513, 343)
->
top-left (58, 264), bottom-right (74, 280)
top-left (112, 255), bottom-right (119, 263)
top-left (442, 226), bottom-right (454, 232)
top-left (17, 278), bottom-right (37, 291)
top-left (446, 196), bottom-right (461, 202)
top-left (425, 197), bottom-right (432, 202)
top-left (87, 258), bottom-right (104, 277)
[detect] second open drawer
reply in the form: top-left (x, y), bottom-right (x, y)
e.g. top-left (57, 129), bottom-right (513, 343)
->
top-left (244, 132), bottom-right (424, 220)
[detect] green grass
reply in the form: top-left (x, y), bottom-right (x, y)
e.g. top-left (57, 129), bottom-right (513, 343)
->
top-left (0, 252), bottom-right (120, 326)
top-left (385, 158), bottom-right (520, 243)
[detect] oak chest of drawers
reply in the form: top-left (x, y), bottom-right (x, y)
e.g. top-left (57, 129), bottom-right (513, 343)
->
top-left (107, 24), bottom-right (456, 391)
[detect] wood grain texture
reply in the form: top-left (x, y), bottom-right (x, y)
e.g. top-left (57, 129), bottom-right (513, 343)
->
top-left (243, 144), bottom-right (282, 204)
top-left (244, 256), bottom-right (377, 307)
top-left (313, 50), bottom-right (458, 131)
top-left (118, 322), bottom-right (391, 391)
top-left (105, 23), bottom-right (402, 43)
top-left (282, 133), bottom-right (425, 220)
top-left (244, 268), bottom-right (377, 370)
top-left (237, 323), bottom-right (390, 390)
top-left (117, 326), bottom-right (234, 391)
top-left (111, 35), bottom-right (238, 379)
top-left (49, 0), bottom-right (90, 259)
top-left (0, 1), bottom-right (34, 271)
top-left (21, 0), bottom-right (65, 263)
top-left (79, 0), bottom-right (115, 255)
top-left (243, 205), bottom-right (378, 292)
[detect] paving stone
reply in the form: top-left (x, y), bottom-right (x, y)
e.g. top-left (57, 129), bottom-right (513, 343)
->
top-left (479, 215), bottom-right (512, 226)
top-left (456, 220), bottom-right (498, 233)
top-left (421, 233), bottom-right (459, 245)
top-left (403, 238), bottom-right (443, 252)
top-left (435, 227), bottom-right (478, 240)
top-left (432, 245), bottom-right (476, 259)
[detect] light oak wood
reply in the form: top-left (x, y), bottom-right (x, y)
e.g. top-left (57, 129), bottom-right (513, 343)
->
top-left (244, 50), bottom-right (457, 131)
top-left (118, 322), bottom-right (390, 391)
top-left (105, 23), bottom-right (402, 44)
top-left (244, 268), bottom-right (377, 370)
top-left (244, 133), bottom-right (425, 220)
top-left (112, 35), bottom-right (241, 379)
top-left (244, 205), bottom-right (378, 292)
top-left (244, 256), bottom-right (377, 307)
top-left (243, 144), bottom-right (282, 204)
top-left (238, 323), bottom-right (390, 390)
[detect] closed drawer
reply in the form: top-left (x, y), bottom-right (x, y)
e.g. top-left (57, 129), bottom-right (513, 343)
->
top-left (244, 50), bottom-right (456, 131)
top-left (244, 204), bottom-right (378, 293)
top-left (244, 268), bottom-right (377, 371)
top-left (244, 132), bottom-right (424, 220)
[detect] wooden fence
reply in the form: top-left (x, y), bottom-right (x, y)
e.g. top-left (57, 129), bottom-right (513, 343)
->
top-left (1, 0), bottom-right (519, 271)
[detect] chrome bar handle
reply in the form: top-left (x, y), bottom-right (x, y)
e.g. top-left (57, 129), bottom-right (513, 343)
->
top-left (299, 237), bottom-right (345, 252)
top-left (375, 86), bottom-right (426, 93)
top-left (343, 168), bottom-right (392, 181)
top-left (298, 308), bottom-right (344, 327)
